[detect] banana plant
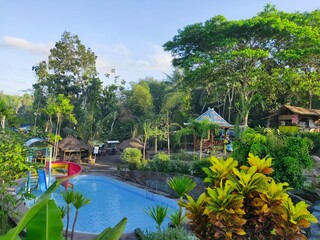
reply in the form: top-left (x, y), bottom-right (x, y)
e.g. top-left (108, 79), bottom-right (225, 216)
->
top-left (0, 180), bottom-right (62, 240)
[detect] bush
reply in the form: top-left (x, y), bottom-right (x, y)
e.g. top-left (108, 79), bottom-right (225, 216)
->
top-left (231, 127), bottom-right (313, 188)
top-left (121, 147), bottom-right (144, 170)
top-left (273, 156), bottom-right (304, 188)
top-left (142, 227), bottom-right (196, 240)
top-left (170, 151), bottom-right (196, 162)
top-left (180, 154), bottom-right (317, 239)
top-left (191, 159), bottom-right (212, 178)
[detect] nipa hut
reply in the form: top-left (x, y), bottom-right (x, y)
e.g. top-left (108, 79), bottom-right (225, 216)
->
top-left (58, 136), bottom-right (89, 163)
top-left (117, 137), bottom-right (144, 151)
top-left (267, 105), bottom-right (320, 132)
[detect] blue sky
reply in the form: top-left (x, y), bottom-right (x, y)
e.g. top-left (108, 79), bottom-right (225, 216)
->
top-left (1, 0), bottom-right (319, 95)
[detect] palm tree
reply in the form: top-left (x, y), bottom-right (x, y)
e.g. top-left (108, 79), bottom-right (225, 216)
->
top-left (61, 190), bottom-right (75, 240)
top-left (71, 192), bottom-right (90, 240)
top-left (46, 94), bottom-right (77, 160)
top-left (167, 176), bottom-right (196, 227)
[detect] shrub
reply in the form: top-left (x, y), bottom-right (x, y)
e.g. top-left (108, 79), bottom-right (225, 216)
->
top-left (231, 127), bottom-right (313, 188)
top-left (179, 154), bottom-right (317, 239)
top-left (121, 147), bottom-right (143, 170)
top-left (153, 152), bottom-right (170, 161)
top-left (191, 159), bottom-right (211, 178)
top-left (142, 227), bottom-right (196, 240)
top-left (170, 151), bottom-right (196, 162)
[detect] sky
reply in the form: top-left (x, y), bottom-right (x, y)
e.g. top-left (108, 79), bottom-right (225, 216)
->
top-left (0, 0), bottom-right (319, 95)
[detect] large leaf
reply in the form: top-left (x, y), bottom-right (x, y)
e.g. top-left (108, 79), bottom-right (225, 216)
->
top-left (26, 199), bottom-right (63, 240)
top-left (95, 217), bottom-right (127, 240)
top-left (0, 180), bottom-right (61, 240)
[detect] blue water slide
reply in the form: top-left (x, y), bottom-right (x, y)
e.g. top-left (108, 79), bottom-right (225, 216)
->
top-left (37, 169), bottom-right (47, 192)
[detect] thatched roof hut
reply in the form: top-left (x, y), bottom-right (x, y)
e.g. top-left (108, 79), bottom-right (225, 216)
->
top-left (58, 136), bottom-right (89, 162)
top-left (117, 137), bottom-right (144, 150)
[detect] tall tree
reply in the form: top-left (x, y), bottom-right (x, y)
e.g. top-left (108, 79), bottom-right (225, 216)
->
top-left (32, 32), bottom-right (100, 138)
top-left (163, 5), bottom-right (320, 126)
top-left (46, 94), bottom-right (77, 159)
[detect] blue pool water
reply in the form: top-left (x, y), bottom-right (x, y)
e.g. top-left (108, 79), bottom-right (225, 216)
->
top-left (31, 175), bottom-right (178, 234)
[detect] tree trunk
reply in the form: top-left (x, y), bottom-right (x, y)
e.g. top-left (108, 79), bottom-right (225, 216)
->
top-left (199, 137), bottom-right (203, 160)
top-left (1, 115), bottom-right (5, 130)
top-left (71, 210), bottom-right (79, 240)
top-left (143, 138), bottom-right (147, 160)
top-left (154, 137), bottom-right (158, 154)
top-left (167, 112), bottom-right (170, 157)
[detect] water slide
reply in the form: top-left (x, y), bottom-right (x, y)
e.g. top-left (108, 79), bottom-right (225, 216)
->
top-left (37, 169), bottom-right (47, 192)
top-left (40, 161), bottom-right (82, 191)
top-left (51, 161), bottom-right (82, 190)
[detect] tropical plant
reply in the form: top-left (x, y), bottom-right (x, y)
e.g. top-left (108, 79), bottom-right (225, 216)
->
top-left (145, 205), bottom-right (169, 232)
top-left (167, 176), bottom-right (196, 228)
top-left (166, 176), bottom-right (196, 199)
top-left (70, 192), bottom-right (91, 240)
top-left (121, 147), bottom-right (143, 170)
top-left (177, 154), bottom-right (317, 239)
top-left (61, 190), bottom-right (76, 240)
top-left (0, 131), bottom-right (29, 234)
top-left (142, 227), bottom-right (196, 240)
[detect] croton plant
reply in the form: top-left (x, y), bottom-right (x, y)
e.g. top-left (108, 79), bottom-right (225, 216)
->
top-left (179, 153), bottom-right (317, 240)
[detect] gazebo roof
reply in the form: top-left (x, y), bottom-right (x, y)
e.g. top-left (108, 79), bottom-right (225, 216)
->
top-left (196, 107), bottom-right (233, 128)
top-left (59, 136), bottom-right (89, 151)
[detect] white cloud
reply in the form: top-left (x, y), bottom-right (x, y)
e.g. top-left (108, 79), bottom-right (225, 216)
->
top-left (147, 44), bottom-right (173, 73)
top-left (1, 36), bottom-right (52, 55)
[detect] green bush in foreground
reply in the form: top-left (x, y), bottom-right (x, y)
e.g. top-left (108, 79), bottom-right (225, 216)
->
top-left (142, 227), bottom-right (196, 240)
top-left (121, 147), bottom-right (144, 170)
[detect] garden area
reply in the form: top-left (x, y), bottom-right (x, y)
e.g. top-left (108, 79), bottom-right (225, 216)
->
top-left (1, 4), bottom-right (320, 240)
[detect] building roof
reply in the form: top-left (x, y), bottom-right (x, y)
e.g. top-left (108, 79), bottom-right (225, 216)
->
top-left (118, 137), bottom-right (144, 150)
top-left (59, 136), bottom-right (89, 151)
top-left (282, 105), bottom-right (320, 116)
top-left (196, 107), bottom-right (233, 128)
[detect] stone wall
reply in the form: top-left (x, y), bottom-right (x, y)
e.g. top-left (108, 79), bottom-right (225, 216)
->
top-left (119, 170), bottom-right (206, 199)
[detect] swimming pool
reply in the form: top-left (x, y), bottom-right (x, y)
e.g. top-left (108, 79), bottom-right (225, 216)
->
top-left (34, 175), bottom-right (178, 234)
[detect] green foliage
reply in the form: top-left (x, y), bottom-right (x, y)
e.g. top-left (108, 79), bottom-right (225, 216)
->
top-left (179, 155), bottom-right (316, 239)
top-left (61, 190), bottom-right (75, 240)
top-left (121, 148), bottom-right (143, 170)
top-left (231, 127), bottom-right (313, 188)
top-left (96, 217), bottom-right (127, 240)
top-left (147, 153), bottom-right (191, 174)
top-left (169, 210), bottom-right (186, 228)
top-left (0, 131), bottom-right (29, 233)
top-left (294, 132), bottom-right (320, 154)
top-left (70, 192), bottom-right (91, 240)
top-left (191, 159), bottom-right (212, 178)
top-left (26, 199), bottom-right (64, 240)
top-left (142, 227), bottom-right (195, 240)
top-left (153, 152), bottom-right (170, 162)
top-left (166, 176), bottom-right (196, 199)
top-left (145, 205), bottom-right (169, 232)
